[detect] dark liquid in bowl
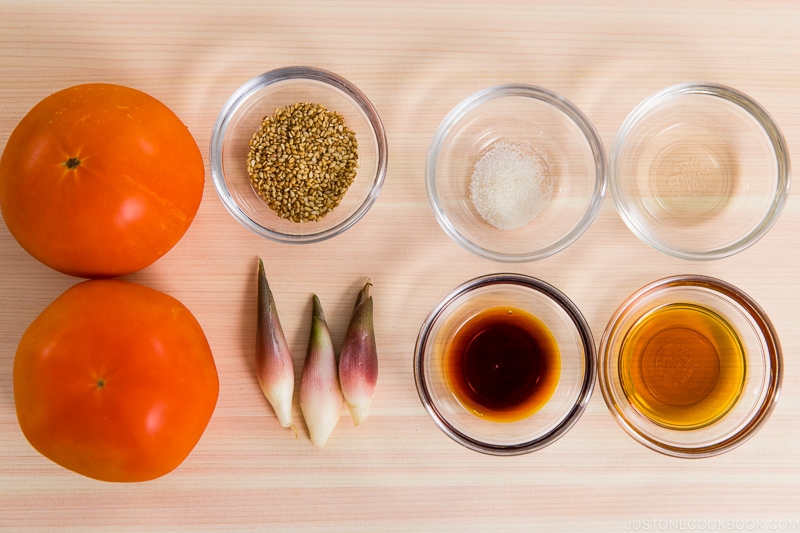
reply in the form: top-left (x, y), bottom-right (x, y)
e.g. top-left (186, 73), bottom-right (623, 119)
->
top-left (445, 307), bottom-right (560, 422)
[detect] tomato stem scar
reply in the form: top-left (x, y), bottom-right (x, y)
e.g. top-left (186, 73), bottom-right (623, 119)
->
top-left (64, 157), bottom-right (81, 169)
top-left (97, 379), bottom-right (105, 388)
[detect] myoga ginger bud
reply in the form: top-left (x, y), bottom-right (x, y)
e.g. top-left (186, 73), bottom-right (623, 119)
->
top-left (300, 295), bottom-right (342, 448)
top-left (255, 259), bottom-right (294, 428)
top-left (339, 281), bottom-right (378, 425)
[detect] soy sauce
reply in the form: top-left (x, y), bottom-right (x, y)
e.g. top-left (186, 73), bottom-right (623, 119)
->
top-left (445, 307), bottom-right (560, 422)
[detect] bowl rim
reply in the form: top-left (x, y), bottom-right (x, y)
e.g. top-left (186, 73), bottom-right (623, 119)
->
top-left (608, 81), bottom-right (791, 261)
top-left (598, 274), bottom-right (783, 458)
top-left (413, 273), bottom-right (597, 455)
top-left (209, 65), bottom-right (389, 244)
top-left (425, 84), bottom-right (607, 262)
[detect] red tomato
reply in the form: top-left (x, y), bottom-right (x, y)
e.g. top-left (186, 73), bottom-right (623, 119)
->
top-left (0, 84), bottom-right (204, 278)
top-left (13, 279), bottom-right (219, 482)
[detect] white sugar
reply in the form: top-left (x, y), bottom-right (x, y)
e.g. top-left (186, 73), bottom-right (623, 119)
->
top-left (470, 141), bottom-right (553, 230)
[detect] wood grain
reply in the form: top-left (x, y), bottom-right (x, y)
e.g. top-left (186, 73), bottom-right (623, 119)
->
top-left (1, 1), bottom-right (798, 531)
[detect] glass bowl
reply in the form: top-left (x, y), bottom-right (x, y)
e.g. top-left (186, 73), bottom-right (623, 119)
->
top-left (598, 275), bottom-right (782, 458)
top-left (414, 273), bottom-right (596, 455)
top-left (210, 66), bottom-right (388, 243)
top-left (426, 85), bottom-right (606, 262)
top-left (609, 82), bottom-right (790, 260)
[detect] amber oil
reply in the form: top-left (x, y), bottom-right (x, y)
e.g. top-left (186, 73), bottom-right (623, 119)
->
top-left (619, 303), bottom-right (746, 429)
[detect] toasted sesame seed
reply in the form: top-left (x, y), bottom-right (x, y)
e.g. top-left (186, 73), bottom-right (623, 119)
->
top-left (246, 102), bottom-right (358, 223)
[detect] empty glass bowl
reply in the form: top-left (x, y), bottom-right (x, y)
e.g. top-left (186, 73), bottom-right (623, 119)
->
top-left (414, 273), bottom-right (596, 455)
top-left (609, 82), bottom-right (790, 260)
top-left (210, 66), bottom-right (388, 243)
top-left (426, 85), bottom-right (606, 262)
top-left (599, 275), bottom-right (782, 458)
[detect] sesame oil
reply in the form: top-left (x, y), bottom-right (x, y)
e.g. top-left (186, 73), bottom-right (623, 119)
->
top-left (619, 303), bottom-right (746, 429)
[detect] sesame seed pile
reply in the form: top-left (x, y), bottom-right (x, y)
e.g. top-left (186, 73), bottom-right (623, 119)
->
top-left (247, 102), bottom-right (358, 223)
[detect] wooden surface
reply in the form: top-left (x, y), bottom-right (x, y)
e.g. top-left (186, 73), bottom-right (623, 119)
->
top-left (1, 1), bottom-right (799, 531)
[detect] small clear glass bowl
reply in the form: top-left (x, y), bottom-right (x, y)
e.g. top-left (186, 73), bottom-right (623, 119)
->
top-left (426, 85), bottom-right (606, 262)
top-left (609, 82), bottom-right (790, 260)
top-left (414, 273), bottom-right (596, 455)
top-left (210, 66), bottom-right (388, 243)
top-left (599, 275), bottom-right (782, 458)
